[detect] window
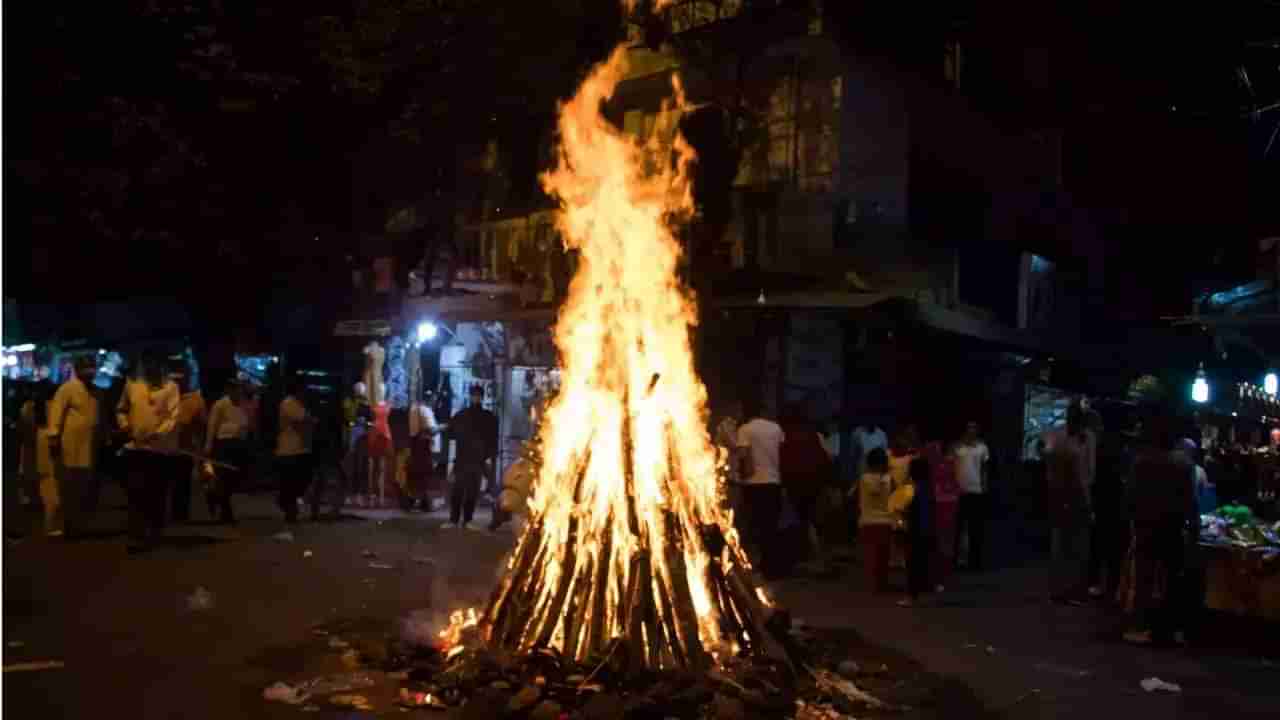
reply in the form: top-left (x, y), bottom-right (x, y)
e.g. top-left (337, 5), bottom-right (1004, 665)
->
top-left (735, 63), bottom-right (839, 190)
top-left (667, 0), bottom-right (743, 34)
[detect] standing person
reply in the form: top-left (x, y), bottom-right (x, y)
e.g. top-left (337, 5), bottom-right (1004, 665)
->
top-left (779, 404), bottom-right (833, 574)
top-left (715, 400), bottom-right (744, 516)
top-left (901, 454), bottom-right (935, 606)
top-left (275, 377), bottom-right (316, 524)
top-left (953, 421), bottom-right (991, 572)
top-left (116, 352), bottom-right (180, 553)
top-left (442, 385), bottom-right (497, 530)
top-left (735, 399), bottom-right (786, 575)
top-left (1043, 403), bottom-right (1093, 603)
top-left (1088, 419), bottom-right (1134, 600)
top-left (171, 359), bottom-right (206, 525)
top-left (204, 379), bottom-right (250, 524)
top-left (25, 383), bottom-right (57, 536)
top-left (857, 448), bottom-right (895, 592)
top-left (1124, 419), bottom-right (1197, 646)
top-left (407, 390), bottom-right (440, 512)
top-left (491, 440), bottom-right (535, 533)
top-left (47, 357), bottom-right (100, 539)
top-left (927, 442), bottom-right (960, 592)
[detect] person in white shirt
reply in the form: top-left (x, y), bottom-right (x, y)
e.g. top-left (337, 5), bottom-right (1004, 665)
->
top-left (952, 420), bottom-right (991, 571)
top-left (116, 351), bottom-right (181, 553)
top-left (275, 377), bottom-right (316, 524)
top-left (852, 423), bottom-right (888, 478)
top-left (47, 356), bottom-right (100, 539)
top-left (735, 399), bottom-right (785, 575)
top-left (407, 391), bottom-right (440, 511)
top-left (204, 378), bottom-right (251, 525)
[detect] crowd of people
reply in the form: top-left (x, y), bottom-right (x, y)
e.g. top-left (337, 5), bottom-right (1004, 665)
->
top-left (716, 397), bottom-right (1230, 645)
top-left (3, 347), bottom-right (514, 553)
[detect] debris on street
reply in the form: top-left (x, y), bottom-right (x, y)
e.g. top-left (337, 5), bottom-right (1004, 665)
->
top-left (272, 531), bottom-right (295, 542)
top-left (1140, 677), bottom-right (1182, 693)
top-left (2, 660), bottom-right (65, 673)
top-left (263, 681), bottom-right (310, 705)
top-left (186, 587), bottom-right (215, 611)
top-left (368, 562), bottom-right (394, 569)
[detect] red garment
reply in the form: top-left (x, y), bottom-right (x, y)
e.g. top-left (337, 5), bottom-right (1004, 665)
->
top-left (860, 524), bottom-right (893, 592)
top-left (368, 402), bottom-right (393, 458)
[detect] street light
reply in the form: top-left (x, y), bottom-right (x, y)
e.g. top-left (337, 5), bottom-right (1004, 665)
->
top-left (1265, 372), bottom-right (1278, 396)
top-left (1192, 363), bottom-right (1210, 404)
top-left (417, 322), bottom-right (439, 343)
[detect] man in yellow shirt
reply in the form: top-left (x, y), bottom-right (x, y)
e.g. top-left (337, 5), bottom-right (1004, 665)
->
top-left (47, 357), bottom-right (100, 539)
top-left (171, 360), bottom-right (207, 524)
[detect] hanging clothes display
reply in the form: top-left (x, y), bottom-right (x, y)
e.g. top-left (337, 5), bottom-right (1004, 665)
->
top-left (387, 336), bottom-right (409, 410)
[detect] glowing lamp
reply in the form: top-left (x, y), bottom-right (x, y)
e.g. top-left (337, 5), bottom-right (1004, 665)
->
top-left (417, 322), bottom-right (438, 343)
top-left (1191, 364), bottom-right (1209, 404)
top-left (1265, 372), bottom-right (1278, 396)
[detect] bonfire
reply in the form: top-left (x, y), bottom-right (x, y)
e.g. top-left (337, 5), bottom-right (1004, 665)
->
top-left (440, 0), bottom-right (783, 674)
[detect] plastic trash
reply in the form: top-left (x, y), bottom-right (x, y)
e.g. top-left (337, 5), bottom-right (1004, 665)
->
top-left (298, 671), bottom-right (377, 696)
top-left (263, 681), bottom-right (311, 704)
top-left (361, 549), bottom-right (378, 558)
top-left (328, 637), bottom-right (350, 649)
top-left (187, 587), bottom-right (216, 611)
top-left (1140, 677), bottom-right (1181, 693)
top-left (303, 550), bottom-right (313, 558)
top-left (3, 660), bottom-right (64, 673)
top-left (369, 562), bottom-right (394, 569)
top-left (273, 531), bottom-right (295, 542)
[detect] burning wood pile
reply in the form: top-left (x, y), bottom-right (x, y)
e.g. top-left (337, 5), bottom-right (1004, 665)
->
top-left (411, 2), bottom-right (899, 718)
top-left (435, 2), bottom-right (781, 677)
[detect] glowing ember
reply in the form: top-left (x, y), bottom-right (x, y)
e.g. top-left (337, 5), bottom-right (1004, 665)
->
top-left (444, 1), bottom-right (779, 672)
top-left (437, 608), bottom-right (479, 652)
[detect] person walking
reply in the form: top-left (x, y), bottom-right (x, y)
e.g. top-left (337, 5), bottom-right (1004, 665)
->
top-left (1088, 418), bottom-right (1134, 601)
top-left (779, 404), bottom-right (833, 574)
top-left (901, 453), bottom-right (935, 607)
top-left (24, 383), bottom-right (58, 536)
top-left (1043, 403), bottom-right (1092, 603)
top-left (204, 379), bottom-right (251, 524)
top-left (116, 352), bottom-right (181, 553)
top-left (275, 377), bottom-right (316, 524)
top-left (47, 357), bottom-right (100, 539)
top-left (442, 385), bottom-right (497, 530)
top-left (857, 448), bottom-right (896, 592)
top-left (407, 390), bottom-right (440, 512)
top-left (1123, 419), bottom-right (1197, 646)
top-left (926, 442), bottom-right (960, 591)
top-left (735, 399), bottom-right (786, 575)
top-left (953, 421), bottom-right (991, 572)
top-left (170, 359), bottom-right (206, 524)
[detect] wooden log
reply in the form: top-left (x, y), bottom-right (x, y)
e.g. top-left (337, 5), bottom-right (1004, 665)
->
top-left (663, 529), bottom-right (709, 669)
top-left (582, 517), bottom-right (614, 659)
top-left (530, 450), bottom-right (590, 649)
top-left (485, 525), bottom-right (545, 644)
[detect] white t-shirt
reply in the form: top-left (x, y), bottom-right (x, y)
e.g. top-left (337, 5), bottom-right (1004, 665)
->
top-left (954, 440), bottom-right (989, 494)
top-left (275, 395), bottom-right (311, 457)
top-left (736, 418), bottom-right (785, 485)
top-left (854, 427), bottom-right (887, 455)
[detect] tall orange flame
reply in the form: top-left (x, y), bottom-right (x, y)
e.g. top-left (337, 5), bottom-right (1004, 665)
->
top-left (445, 4), bottom-right (773, 672)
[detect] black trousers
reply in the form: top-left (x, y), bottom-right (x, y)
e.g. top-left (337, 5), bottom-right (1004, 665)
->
top-left (170, 455), bottom-right (194, 523)
top-left (450, 468), bottom-right (483, 525)
top-left (740, 484), bottom-right (783, 574)
top-left (1087, 509), bottom-right (1128, 596)
top-left (276, 454), bottom-right (314, 523)
top-left (123, 450), bottom-right (171, 547)
top-left (1133, 525), bottom-right (1191, 639)
top-left (955, 493), bottom-right (988, 571)
top-left (209, 440), bottom-right (249, 522)
top-left (908, 531), bottom-right (934, 598)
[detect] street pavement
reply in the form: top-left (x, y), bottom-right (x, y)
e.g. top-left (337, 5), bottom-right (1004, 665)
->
top-left (4, 487), bottom-right (1279, 719)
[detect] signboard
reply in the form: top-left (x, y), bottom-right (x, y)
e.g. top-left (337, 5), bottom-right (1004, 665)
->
top-left (334, 319), bottom-right (392, 338)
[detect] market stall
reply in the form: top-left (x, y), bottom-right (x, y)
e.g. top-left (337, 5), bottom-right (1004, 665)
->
top-left (1200, 504), bottom-right (1280, 621)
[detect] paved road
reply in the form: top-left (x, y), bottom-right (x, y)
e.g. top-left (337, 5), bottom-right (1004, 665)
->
top-left (4, 488), bottom-right (1278, 718)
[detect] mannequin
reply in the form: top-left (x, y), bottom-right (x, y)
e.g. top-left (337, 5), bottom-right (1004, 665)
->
top-left (363, 341), bottom-right (386, 406)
